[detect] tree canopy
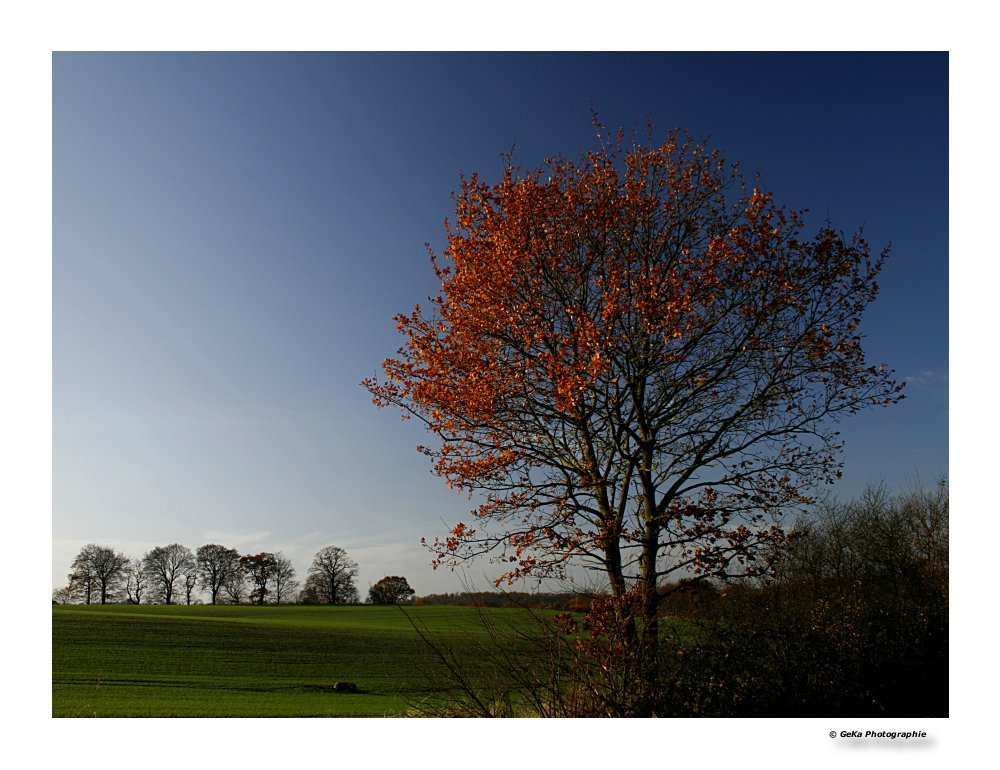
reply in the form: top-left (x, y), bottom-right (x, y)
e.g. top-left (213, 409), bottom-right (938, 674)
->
top-left (142, 543), bottom-right (195, 605)
top-left (196, 544), bottom-right (241, 605)
top-left (70, 544), bottom-right (129, 604)
top-left (367, 575), bottom-right (416, 605)
top-left (241, 552), bottom-right (278, 605)
top-left (306, 546), bottom-right (359, 605)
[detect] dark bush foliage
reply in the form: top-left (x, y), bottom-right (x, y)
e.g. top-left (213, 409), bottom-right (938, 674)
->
top-left (654, 482), bottom-right (949, 716)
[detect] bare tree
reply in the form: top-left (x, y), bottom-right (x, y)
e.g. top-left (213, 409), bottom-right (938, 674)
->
top-left (182, 572), bottom-right (198, 604)
top-left (124, 557), bottom-right (148, 604)
top-left (71, 544), bottom-right (129, 604)
top-left (223, 566), bottom-right (247, 604)
top-left (196, 544), bottom-right (241, 605)
top-left (297, 573), bottom-right (326, 604)
top-left (270, 552), bottom-right (298, 604)
top-left (142, 544), bottom-right (195, 605)
top-left (308, 546), bottom-right (359, 605)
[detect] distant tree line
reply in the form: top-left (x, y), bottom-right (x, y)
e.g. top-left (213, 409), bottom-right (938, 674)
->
top-left (55, 542), bottom-right (416, 607)
top-left (413, 591), bottom-right (588, 610)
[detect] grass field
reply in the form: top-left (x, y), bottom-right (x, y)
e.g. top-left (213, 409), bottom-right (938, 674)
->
top-left (52, 603), bottom-right (544, 717)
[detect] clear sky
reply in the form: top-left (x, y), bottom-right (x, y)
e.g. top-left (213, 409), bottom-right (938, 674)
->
top-left (52, 52), bottom-right (948, 597)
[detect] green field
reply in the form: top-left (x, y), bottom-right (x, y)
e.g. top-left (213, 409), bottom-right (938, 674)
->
top-left (52, 603), bottom-right (544, 717)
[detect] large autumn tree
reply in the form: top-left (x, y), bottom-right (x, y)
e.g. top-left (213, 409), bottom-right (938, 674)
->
top-left (365, 123), bottom-right (903, 710)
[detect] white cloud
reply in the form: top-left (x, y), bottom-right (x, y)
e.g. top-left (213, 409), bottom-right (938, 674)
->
top-left (902, 370), bottom-right (949, 400)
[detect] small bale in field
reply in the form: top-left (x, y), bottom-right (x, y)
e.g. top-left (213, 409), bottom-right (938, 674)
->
top-left (333, 681), bottom-right (358, 693)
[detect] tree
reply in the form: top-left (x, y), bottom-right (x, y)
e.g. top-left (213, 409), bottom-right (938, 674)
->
top-left (124, 557), bottom-right (148, 604)
top-left (778, 480), bottom-right (949, 599)
top-left (142, 544), bottom-right (195, 605)
top-left (196, 544), bottom-right (241, 605)
top-left (70, 544), bottom-right (129, 604)
top-left (52, 585), bottom-right (78, 604)
top-left (66, 567), bottom-right (96, 605)
top-left (307, 546), bottom-right (359, 605)
top-left (367, 575), bottom-right (416, 605)
top-left (240, 552), bottom-right (278, 605)
top-left (222, 566), bottom-right (247, 605)
top-left (297, 573), bottom-right (327, 605)
top-left (182, 572), bottom-right (198, 605)
top-left (364, 122), bottom-right (904, 713)
top-left (270, 552), bottom-right (298, 604)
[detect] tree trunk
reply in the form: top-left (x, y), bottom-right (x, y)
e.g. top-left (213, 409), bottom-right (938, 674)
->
top-left (604, 533), bottom-right (637, 648)
top-left (637, 448), bottom-right (661, 715)
top-left (639, 528), bottom-right (660, 714)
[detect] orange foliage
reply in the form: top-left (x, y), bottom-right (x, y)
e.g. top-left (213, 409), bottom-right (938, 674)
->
top-left (364, 120), bottom-right (903, 616)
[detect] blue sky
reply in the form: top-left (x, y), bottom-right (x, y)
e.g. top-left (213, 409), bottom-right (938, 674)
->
top-left (52, 52), bottom-right (948, 596)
